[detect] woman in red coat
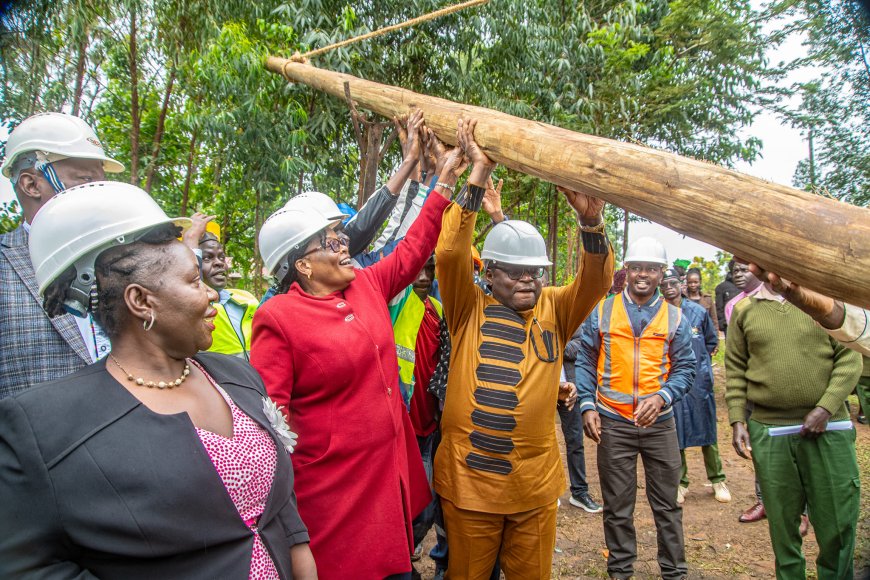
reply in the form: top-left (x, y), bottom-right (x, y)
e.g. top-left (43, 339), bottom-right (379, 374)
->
top-left (251, 114), bottom-right (473, 579)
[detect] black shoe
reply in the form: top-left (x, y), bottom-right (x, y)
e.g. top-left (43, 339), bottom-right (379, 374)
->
top-left (569, 493), bottom-right (603, 513)
top-left (858, 414), bottom-right (868, 425)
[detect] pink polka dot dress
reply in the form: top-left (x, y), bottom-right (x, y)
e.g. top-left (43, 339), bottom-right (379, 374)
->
top-left (194, 363), bottom-right (280, 580)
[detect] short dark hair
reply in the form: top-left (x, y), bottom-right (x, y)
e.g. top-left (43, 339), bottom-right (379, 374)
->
top-left (686, 267), bottom-right (702, 280)
top-left (92, 224), bottom-right (181, 337)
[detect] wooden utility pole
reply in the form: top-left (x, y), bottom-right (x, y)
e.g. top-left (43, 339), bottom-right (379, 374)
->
top-left (266, 58), bottom-right (870, 308)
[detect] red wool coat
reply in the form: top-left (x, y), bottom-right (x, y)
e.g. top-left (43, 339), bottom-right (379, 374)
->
top-left (251, 192), bottom-right (448, 580)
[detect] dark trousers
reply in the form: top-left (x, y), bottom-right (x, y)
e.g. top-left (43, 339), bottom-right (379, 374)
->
top-left (557, 402), bottom-right (589, 497)
top-left (598, 415), bottom-right (686, 580)
top-left (413, 431), bottom-right (439, 547)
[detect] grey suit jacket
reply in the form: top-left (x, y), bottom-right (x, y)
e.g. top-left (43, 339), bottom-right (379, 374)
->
top-left (0, 225), bottom-right (91, 398)
top-left (0, 352), bottom-right (309, 579)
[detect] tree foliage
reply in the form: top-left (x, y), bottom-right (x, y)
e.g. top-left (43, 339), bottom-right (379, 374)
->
top-left (2, 0), bottom-right (772, 289)
top-left (767, 0), bottom-right (870, 205)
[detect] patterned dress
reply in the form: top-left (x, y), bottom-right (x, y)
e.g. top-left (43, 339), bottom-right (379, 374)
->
top-left (194, 362), bottom-right (279, 579)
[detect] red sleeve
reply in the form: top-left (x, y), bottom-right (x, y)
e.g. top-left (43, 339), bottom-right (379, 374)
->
top-left (362, 192), bottom-right (449, 301)
top-left (250, 304), bottom-right (295, 421)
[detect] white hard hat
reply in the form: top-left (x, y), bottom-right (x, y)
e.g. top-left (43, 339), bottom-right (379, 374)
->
top-left (29, 181), bottom-right (190, 315)
top-left (481, 220), bottom-right (552, 267)
top-left (624, 236), bottom-right (668, 265)
top-left (284, 191), bottom-right (349, 222)
top-left (1, 112), bottom-right (124, 178)
top-left (259, 205), bottom-right (341, 281)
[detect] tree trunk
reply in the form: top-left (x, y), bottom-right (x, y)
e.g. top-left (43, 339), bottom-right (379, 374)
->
top-left (266, 57), bottom-right (870, 308)
top-left (71, 34), bottom-right (88, 116)
top-left (623, 209), bottom-right (630, 262)
top-left (359, 123), bottom-right (384, 208)
top-left (180, 128), bottom-right (198, 215)
top-left (144, 63), bottom-right (177, 193)
top-left (547, 186), bottom-right (559, 284)
top-left (128, 5), bottom-right (141, 186)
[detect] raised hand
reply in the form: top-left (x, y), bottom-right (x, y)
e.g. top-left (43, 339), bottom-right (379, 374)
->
top-left (457, 118), bottom-right (494, 168)
top-left (557, 185), bottom-right (605, 225)
top-left (393, 115), bottom-right (409, 157)
top-left (420, 127), bottom-right (438, 178)
top-left (403, 109), bottom-right (424, 165)
top-left (181, 212), bottom-right (216, 250)
top-left (482, 177), bottom-right (504, 222)
top-left (457, 118), bottom-right (495, 187)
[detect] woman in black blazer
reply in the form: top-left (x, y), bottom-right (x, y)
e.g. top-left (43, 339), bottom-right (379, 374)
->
top-left (0, 182), bottom-right (316, 579)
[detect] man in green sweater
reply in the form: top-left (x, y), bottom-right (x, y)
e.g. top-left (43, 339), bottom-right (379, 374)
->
top-left (725, 287), bottom-right (862, 580)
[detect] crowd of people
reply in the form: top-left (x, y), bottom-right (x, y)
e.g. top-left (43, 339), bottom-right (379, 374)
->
top-left (0, 111), bottom-right (865, 580)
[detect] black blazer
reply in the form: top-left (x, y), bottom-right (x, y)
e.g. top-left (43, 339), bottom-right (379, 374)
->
top-left (0, 352), bottom-right (308, 579)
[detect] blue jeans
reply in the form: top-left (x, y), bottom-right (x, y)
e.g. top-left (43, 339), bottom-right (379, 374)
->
top-left (558, 403), bottom-right (589, 497)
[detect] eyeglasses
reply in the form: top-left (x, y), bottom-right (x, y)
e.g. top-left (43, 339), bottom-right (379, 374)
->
top-left (492, 264), bottom-right (546, 280)
top-left (530, 317), bottom-right (557, 363)
top-left (304, 236), bottom-right (349, 256)
top-left (627, 264), bottom-right (663, 274)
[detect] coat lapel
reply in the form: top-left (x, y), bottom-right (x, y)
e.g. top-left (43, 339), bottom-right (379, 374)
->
top-left (1, 226), bottom-right (92, 363)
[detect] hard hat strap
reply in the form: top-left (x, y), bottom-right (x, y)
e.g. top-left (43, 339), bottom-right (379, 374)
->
top-left (36, 160), bottom-right (67, 194)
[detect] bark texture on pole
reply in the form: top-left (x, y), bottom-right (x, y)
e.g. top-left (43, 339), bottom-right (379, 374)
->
top-left (267, 57), bottom-right (870, 309)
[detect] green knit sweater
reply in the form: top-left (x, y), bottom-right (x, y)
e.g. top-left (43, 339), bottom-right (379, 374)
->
top-left (725, 297), bottom-right (862, 425)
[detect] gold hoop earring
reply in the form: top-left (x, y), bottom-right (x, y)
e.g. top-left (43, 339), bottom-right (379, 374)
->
top-left (143, 312), bottom-right (155, 332)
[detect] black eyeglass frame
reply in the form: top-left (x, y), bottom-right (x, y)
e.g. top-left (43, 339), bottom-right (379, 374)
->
top-left (303, 236), bottom-right (349, 257)
top-left (490, 262), bottom-right (547, 281)
top-left (529, 317), bottom-right (557, 363)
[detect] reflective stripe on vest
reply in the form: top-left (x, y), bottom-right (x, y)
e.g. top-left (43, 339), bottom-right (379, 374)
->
top-left (393, 292), bottom-right (442, 405)
top-left (596, 293), bottom-right (681, 421)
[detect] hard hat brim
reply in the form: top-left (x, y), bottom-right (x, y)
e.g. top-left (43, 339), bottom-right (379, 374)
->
top-left (0, 154), bottom-right (125, 178)
top-left (36, 216), bottom-right (191, 296)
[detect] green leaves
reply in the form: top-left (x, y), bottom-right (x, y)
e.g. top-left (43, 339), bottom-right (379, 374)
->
top-left (2, 0), bottom-right (779, 288)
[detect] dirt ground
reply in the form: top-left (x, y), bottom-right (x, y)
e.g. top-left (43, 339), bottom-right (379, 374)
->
top-left (414, 363), bottom-right (870, 579)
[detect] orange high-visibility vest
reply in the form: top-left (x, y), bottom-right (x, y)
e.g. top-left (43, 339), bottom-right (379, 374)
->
top-left (596, 293), bottom-right (682, 421)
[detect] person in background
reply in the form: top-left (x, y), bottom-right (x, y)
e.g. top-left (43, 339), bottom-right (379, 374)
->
top-left (576, 237), bottom-right (695, 580)
top-left (724, 260), bottom-right (762, 325)
top-left (0, 181), bottom-right (314, 578)
top-left (0, 112), bottom-right (123, 398)
top-left (660, 269), bottom-right (730, 505)
top-left (388, 255), bottom-right (445, 577)
top-left (746, 262), bottom-right (870, 424)
top-left (199, 225), bottom-right (259, 360)
top-left (251, 111), bottom-right (461, 580)
top-left (725, 269), bottom-right (861, 580)
top-left (684, 267), bottom-right (719, 333)
top-left (747, 262), bottom-right (870, 359)
top-left (715, 259), bottom-right (739, 336)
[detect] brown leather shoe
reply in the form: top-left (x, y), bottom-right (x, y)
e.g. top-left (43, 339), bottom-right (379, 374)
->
top-left (738, 501), bottom-right (766, 523)
top-left (799, 514), bottom-right (810, 537)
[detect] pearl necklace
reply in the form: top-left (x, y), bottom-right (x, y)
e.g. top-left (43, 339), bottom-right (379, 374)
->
top-left (110, 354), bottom-right (191, 389)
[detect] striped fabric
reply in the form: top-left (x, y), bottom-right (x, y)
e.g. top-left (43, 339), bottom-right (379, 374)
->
top-left (0, 226), bottom-right (91, 398)
top-left (464, 306), bottom-right (529, 475)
